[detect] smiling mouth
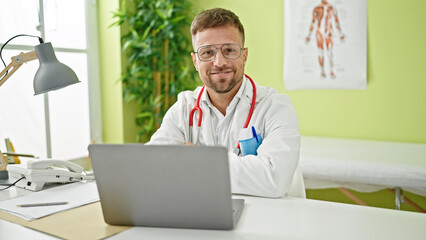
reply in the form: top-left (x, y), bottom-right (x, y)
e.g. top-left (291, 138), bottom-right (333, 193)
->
top-left (210, 70), bottom-right (233, 76)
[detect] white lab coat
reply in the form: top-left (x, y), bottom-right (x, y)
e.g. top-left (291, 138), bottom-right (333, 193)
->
top-left (147, 76), bottom-right (300, 198)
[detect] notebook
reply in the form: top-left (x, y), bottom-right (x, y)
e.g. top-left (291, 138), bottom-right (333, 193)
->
top-left (88, 144), bottom-right (244, 230)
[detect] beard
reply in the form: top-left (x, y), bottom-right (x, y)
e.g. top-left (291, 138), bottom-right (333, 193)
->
top-left (204, 67), bottom-right (244, 94)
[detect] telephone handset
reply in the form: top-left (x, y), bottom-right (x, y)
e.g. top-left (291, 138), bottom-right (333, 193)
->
top-left (28, 159), bottom-right (84, 173)
top-left (7, 159), bottom-right (94, 191)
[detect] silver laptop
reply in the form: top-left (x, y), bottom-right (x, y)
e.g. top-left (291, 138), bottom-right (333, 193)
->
top-left (89, 144), bottom-right (244, 230)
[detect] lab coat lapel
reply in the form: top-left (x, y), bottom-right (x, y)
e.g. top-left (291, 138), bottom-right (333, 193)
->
top-left (201, 105), bottom-right (216, 146)
top-left (229, 77), bottom-right (256, 148)
top-left (198, 88), bottom-right (216, 146)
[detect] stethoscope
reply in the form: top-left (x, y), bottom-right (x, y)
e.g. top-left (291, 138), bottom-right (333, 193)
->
top-left (189, 74), bottom-right (257, 146)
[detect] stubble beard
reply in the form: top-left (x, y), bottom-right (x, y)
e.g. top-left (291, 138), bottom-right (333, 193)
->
top-left (205, 67), bottom-right (244, 94)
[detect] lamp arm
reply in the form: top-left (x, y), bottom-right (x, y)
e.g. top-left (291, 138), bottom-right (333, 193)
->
top-left (3, 152), bottom-right (36, 158)
top-left (0, 51), bottom-right (38, 88)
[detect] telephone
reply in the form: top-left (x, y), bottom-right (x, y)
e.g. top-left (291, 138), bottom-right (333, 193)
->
top-left (7, 159), bottom-right (95, 191)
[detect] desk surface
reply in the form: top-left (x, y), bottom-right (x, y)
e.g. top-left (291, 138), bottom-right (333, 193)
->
top-left (0, 218), bottom-right (59, 239)
top-left (107, 196), bottom-right (426, 240)
top-left (1, 156), bottom-right (426, 240)
top-left (1, 191), bottom-right (426, 240)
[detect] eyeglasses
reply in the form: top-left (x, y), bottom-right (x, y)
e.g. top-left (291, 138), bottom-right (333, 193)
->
top-left (195, 43), bottom-right (244, 62)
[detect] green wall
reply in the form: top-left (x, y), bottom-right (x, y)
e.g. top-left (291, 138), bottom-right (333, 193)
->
top-left (97, 0), bottom-right (124, 143)
top-left (98, 0), bottom-right (426, 144)
top-left (97, 0), bottom-right (150, 143)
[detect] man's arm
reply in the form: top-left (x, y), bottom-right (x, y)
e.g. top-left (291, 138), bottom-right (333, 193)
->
top-left (228, 94), bottom-right (300, 198)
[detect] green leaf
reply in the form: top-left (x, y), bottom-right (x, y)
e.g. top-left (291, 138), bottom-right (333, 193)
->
top-left (141, 26), bottom-right (152, 41)
top-left (171, 16), bottom-right (185, 23)
top-left (155, 9), bottom-right (166, 20)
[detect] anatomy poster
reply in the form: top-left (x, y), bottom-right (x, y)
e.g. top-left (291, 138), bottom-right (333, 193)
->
top-left (284, 0), bottom-right (367, 90)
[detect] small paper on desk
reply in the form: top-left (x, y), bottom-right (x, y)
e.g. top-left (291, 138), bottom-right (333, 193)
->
top-left (0, 181), bottom-right (99, 220)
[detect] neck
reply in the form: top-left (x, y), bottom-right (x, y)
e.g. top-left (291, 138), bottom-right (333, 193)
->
top-left (206, 80), bottom-right (242, 116)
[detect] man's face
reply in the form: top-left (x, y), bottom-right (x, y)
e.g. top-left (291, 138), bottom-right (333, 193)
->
top-left (191, 25), bottom-right (248, 94)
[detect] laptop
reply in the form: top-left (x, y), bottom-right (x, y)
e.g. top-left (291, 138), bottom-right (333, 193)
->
top-left (88, 144), bottom-right (244, 230)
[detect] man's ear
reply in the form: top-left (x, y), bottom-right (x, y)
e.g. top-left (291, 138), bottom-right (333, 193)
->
top-left (242, 47), bottom-right (248, 65)
top-left (191, 52), bottom-right (199, 71)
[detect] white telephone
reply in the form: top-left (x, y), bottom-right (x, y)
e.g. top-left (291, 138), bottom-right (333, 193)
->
top-left (7, 159), bottom-right (94, 191)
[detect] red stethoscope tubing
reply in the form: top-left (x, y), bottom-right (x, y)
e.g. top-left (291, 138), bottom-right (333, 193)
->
top-left (189, 85), bottom-right (205, 128)
top-left (243, 74), bottom-right (257, 128)
top-left (189, 74), bottom-right (257, 146)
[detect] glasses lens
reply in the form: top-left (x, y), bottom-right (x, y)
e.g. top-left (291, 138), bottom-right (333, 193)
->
top-left (222, 44), bottom-right (241, 59)
top-left (197, 46), bottom-right (216, 61)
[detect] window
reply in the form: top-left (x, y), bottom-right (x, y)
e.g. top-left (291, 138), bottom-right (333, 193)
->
top-left (0, 0), bottom-right (101, 159)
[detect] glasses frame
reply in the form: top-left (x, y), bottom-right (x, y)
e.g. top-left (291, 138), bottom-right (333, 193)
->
top-left (194, 43), bottom-right (245, 62)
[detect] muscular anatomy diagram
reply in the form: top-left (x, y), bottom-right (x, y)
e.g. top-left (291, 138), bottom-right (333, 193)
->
top-left (306, 0), bottom-right (344, 78)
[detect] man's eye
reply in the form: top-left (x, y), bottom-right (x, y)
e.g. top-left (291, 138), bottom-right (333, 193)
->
top-left (202, 50), bottom-right (213, 55)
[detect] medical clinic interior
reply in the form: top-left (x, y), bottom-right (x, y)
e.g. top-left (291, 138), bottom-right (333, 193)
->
top-left (0, 0), bottom-right (425, 239)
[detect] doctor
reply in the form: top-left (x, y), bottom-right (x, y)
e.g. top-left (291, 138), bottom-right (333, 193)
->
top-left (148, 8), bottom-right (300, 198)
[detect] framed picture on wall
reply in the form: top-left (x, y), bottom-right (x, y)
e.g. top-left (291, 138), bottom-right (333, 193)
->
top-left (283, 0), bottom-right (367, 90)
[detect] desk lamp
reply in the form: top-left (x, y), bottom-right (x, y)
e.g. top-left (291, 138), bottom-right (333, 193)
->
top-left (0, 35), bottom-right (80, 179)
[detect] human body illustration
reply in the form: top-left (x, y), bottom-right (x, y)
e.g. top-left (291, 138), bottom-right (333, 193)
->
top-left (306, 0), bottom-right (344, 78)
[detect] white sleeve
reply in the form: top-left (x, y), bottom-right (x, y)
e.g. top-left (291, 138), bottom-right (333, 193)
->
top-left (228, 94), bottom-right (300, 198)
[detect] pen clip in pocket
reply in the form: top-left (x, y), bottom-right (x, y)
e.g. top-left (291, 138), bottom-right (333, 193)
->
top-left (238, 126), bottom-right (263, 156)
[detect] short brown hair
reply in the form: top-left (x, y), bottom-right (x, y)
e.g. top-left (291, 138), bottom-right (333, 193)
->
top-left (191, 8), bottom-right (245, 44)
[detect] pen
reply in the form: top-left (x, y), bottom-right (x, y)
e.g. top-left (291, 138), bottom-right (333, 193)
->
top-left (251, 126), bottom-right (259, 143)
top-left (17, 201), bottom-right (69, 208)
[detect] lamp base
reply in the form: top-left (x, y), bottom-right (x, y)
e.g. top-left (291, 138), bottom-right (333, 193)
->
top-left (0, 170), bottom-right (8, 179)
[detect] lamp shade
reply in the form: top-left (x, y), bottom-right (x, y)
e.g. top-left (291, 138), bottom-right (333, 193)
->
top-left (33, 42), bottom-right (80, 95)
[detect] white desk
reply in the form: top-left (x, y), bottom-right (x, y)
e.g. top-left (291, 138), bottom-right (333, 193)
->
top-left (1, 190), bottom-right (425, 239)
top-left (0, 219), bottom-right (59, 240)
top-left (1, 156), bottom-right (426, 239)
top-left (108, 196), bottom-right (426, 240)
top-left (0, 179), bottom-right (31, 202)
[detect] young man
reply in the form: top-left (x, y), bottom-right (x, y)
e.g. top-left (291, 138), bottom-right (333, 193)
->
top-left (148, 8), bottom-right (300, 198)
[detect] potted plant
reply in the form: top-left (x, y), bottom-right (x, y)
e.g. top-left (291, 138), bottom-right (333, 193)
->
top-left (112, 0), bottom-right (199, 142)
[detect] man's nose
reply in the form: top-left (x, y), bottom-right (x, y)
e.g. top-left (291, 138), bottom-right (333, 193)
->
top-left (213, 49), bottom-right (228, 67)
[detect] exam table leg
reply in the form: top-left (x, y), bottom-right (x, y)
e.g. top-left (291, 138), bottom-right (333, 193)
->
top-left (395, 187), bottom-right (404, 210)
